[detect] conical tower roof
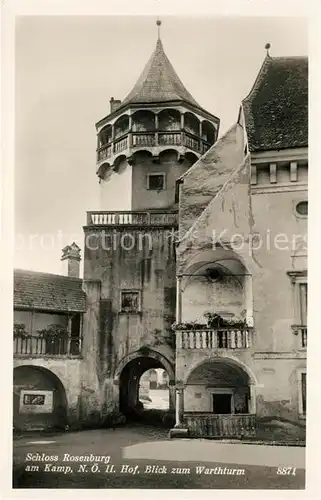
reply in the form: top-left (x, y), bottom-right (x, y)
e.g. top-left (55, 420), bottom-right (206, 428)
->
top-left (120, 38), bottom-right (201, 109)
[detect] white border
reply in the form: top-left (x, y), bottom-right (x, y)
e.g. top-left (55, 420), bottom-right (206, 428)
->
top-left (1, 1), bottom-right (320, 499)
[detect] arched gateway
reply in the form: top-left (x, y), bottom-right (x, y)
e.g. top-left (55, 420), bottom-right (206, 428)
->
top-left (114, 349), bottom-right (175, 419)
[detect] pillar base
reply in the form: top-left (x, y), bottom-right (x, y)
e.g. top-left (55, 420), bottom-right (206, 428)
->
top-left (169, 427), bottom-right (189, 439)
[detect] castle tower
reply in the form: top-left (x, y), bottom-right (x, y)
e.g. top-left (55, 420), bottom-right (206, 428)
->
top-left (83, 23), bottom-right (220, 420)
top-left (95, 24), bottom-right (220, 212)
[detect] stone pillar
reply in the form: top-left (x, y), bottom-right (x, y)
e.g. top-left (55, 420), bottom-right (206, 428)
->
top-left (128, 114), bottom-right (133, 148)
top-left (169, 383), bottom-right (175, 411)
top-left (169, 386), bottom-right (188, 438)
top-left (249, 383), bottom-right (256, 414)
top-left (67, 316), bottom-right (72, 355)
top-left (244, 274), bottom-right (254, 327)
top-left (180, 113), bottom-right (185, 146)
top-left (155, 113), bottom-right (159, 146)
top-left (199, 120), bottom-right (202, 138)
top-left (175, 388), bottom-right (184, 427)
top-left (176, 276), bottom-right (182, 323)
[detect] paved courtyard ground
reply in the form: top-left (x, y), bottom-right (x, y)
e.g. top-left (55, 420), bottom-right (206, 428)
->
top-left (12, 424), bottom-right (305, 489)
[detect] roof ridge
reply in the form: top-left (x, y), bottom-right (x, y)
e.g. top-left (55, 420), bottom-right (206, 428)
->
top-left (14, 268), bottom-right (83, 281)
top-left (271, 55), bottom-right (308, 60)
top-left (242, 54), bottom-right (272, 104)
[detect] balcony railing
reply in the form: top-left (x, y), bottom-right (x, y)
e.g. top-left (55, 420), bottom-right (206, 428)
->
top-left (176, 328), bottom-right (253, 350)
top-left (97, 144), bottom-right (112, 162)
top-left (132, 131), bottom-right (156, 147)
top-left (158, 131), bottom-right (182, 146)
top-left (96, 129), bottom-right (213, 164)
top-left (183, 413), bottom-right (257, 438)
top-left (113, 135), bottom-right (128, 154)
top-left (14, 336), bottom-right (82, 357)
top-left (87, 210), bottom-right (178, 227)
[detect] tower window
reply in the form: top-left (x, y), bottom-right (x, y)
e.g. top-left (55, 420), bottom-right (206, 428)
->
top-left (147, 173), bottom-right (166, 191)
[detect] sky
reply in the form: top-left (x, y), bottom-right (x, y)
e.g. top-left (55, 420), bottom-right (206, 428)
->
top-left (14, 15), bottom-right (308, 275)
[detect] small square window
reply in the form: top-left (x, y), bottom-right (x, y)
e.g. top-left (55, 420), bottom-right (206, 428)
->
top-left (121, 291), bottom-right (140, 313)
top-left (147, 174), bottom-right (165, 191)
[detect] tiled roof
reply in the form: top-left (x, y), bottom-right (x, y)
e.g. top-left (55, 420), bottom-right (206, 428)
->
top-left (119, 38), bottom-right (201, 109)
top-left (242, 56), bottom-right (308, 152)
top-left (14, 269), bottom-right (86, 313)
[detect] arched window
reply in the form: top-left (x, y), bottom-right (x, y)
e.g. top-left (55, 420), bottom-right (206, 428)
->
top-left (159, 109), bottom-right (180, 131)
top-left (184, 112), bottom-right (200, 136)
top-left (201, 120), bottom-right (216, 145)
top-left (132, 110), bottom-right (155, 132)
top-left (114, 115), bottom-right (129, 139)
top-left (99, 125), bottom-right (112, 148)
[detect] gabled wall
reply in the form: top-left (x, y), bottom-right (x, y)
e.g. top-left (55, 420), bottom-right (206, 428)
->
top-left (177, 155), bottom-right (253, 276)
top-left (178, 123), bottom-right (245, 236)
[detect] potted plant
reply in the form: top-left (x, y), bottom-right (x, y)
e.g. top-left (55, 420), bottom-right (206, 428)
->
top-left (204, 312), bottom-right (225, 328)
top-left (204, 312), bottom-right (249, 329)
top-left (13, 323), bottom-right (28, 338)
top-left (38, 324), bottom-right (68, 354)
top-left (171, 321), bottom-right (207, 331)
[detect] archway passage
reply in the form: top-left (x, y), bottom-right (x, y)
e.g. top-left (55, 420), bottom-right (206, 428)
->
top-left (13, 365), bottom-right (68, 431)
top-left (183, 358), bottom-right (256, 438)
top-left (119, 356), bottom-right (173, 424)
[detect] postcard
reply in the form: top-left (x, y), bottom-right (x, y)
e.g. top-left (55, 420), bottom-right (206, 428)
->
top-left (1, 0), bottom-right (316, 497)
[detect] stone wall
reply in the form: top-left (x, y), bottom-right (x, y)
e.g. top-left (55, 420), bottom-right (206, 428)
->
top-left (174, 120), bottom-right (307, 425)
top-left (99, 158), bottom-right (132, 211)
top-left (83, 226), bottom-right (176, 415)
top-left (131, 150), bottom-right (192, 210)
top-left (251, 189), bottom-right (307, 352)
top-left (182, 274), bottom-right (244, 323)
top-left (99, 150), bottom-right (195, 212)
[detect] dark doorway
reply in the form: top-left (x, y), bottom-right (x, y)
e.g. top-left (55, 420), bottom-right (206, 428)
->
top-left (119, 356), bottom-right (173, 422)
top-left (213, 393), bottom-right (232, 414)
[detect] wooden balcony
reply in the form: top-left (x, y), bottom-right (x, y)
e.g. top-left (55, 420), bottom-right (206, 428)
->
top-left (158, 131), bottom-right (182, 146)
top-left (86, 210), bottom-right (178, 227)
top-left (176, 328), bottom-right (253, 350)
top-left (183, 413), bottom-right (257, 438)
top-left (14, 336), bottom-right (82, 357)
top-left (132, 131), bottom-right (156, 147)
top-left (96, 129), bottom-right (212, 165)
